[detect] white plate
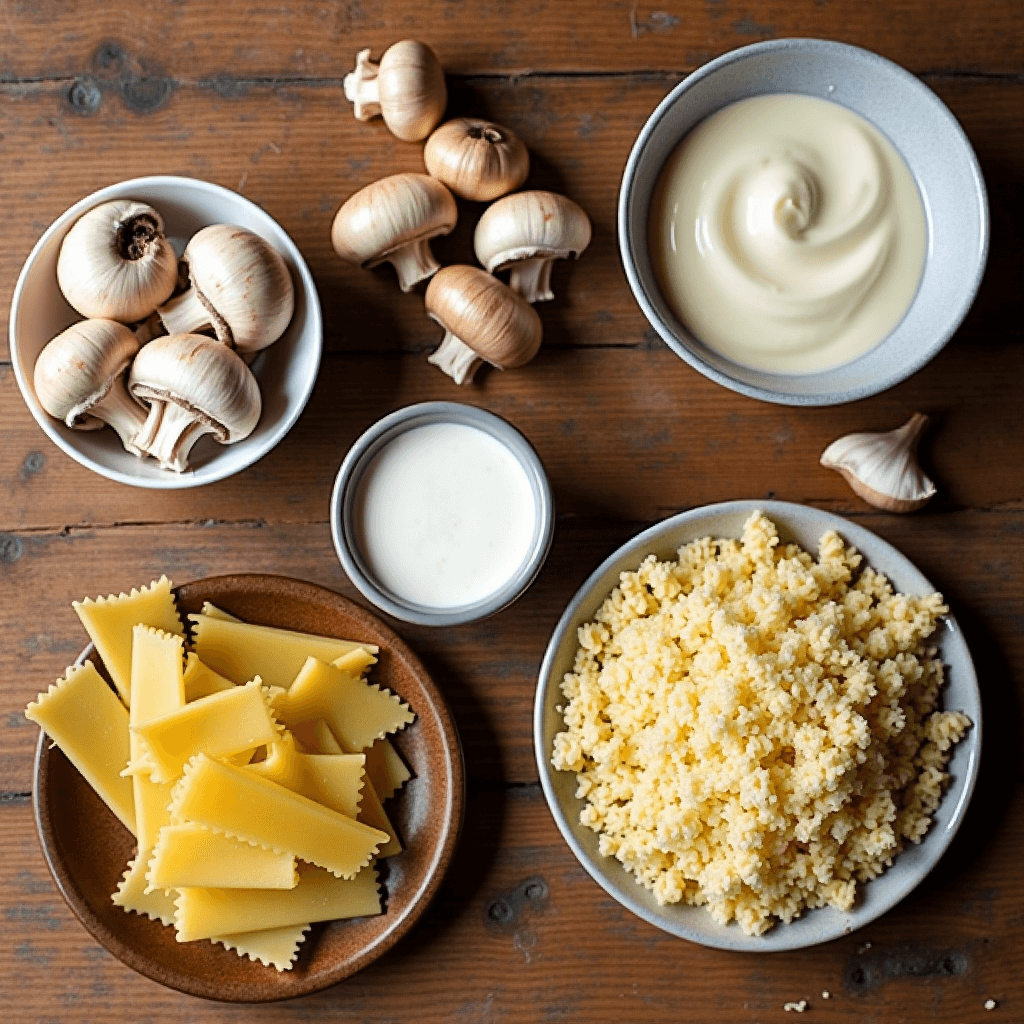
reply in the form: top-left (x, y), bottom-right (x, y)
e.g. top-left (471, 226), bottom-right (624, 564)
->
top-left (534, 500), bottom-right (981, 951)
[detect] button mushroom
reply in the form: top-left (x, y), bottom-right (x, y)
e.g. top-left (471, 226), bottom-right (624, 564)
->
top-left (33, 319), bottom-right (148, 454)
top-left (331, 173), bottom-right (457, 292)
top-left (157, 225), bottom-right (294, 355)
top-left (425, 265), bottom-right (542, 384)
top-left (57, 200), bottom-right (178, 323)
top-left (424, 118), bottom-right (529, 202)
top-left (343, 40), bottom-right (447, 143)
top-left (474, 190), bottom-right (592, 303)
top-left (129, 333), bottom-right (261, 473)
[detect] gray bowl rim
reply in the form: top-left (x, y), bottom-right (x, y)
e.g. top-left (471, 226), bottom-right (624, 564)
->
top-left (617, 38), bottom-right (990, 407)
top-left (331, 401), bottom-right (555, 627)
top-left (9, 173), bottom-right (323, 488)
top-left (533, 498), bottom-right (981, 951)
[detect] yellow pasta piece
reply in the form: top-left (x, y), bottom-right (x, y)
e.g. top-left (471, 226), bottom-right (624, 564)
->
top-left (26, 662), bottom-right (136, 835)
top-left (189, 614), bottom-right (377, 689)
top-left (332, 647), bottom-right (377, 677)
top-left (274, 657), bottom-right (414, 751)
top-left (212, 923), bottom-right (311, 972)
top-left (364, 738), bottom-right (412, 800)
top-left (200, 602), bottom-right (241, 622)
top-left (174, 865), bottom-right (381, 941)
top-left (73, 576), bottom-right (183, 705)
top-left (288, 717), bottom-right (342, 755)
top-left (128, 626), bottom-right (185, 850)
top-left (355, 773), bottom-right (402, 858)
top-left (182, 653), bottom-right (236, 702)
top-left (130, 678), bottom-right (279, 783)
top-left (170, 754), bottom-right (388, 878)
top-left (112, 853), bottom-right (177, 926)
top-left (146, 823), bottom-right (297, 892)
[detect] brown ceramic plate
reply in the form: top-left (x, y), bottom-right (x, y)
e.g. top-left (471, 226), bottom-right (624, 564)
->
top-left (32, 574), bottom-right (464, 1002)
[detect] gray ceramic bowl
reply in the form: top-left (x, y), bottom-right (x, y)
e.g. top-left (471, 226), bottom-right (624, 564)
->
top-left (535, 500), bottom-right (981, 951)
top-left (619, 39), bottom-right (989, 406)
top-left (331, 402), bottom-right (554, 627)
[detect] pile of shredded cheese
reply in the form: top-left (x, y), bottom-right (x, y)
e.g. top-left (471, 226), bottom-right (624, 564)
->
top-left (552, 511), bottom-right (971, 936)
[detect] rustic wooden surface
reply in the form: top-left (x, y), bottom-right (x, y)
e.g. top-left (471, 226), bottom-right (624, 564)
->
top-left (2, 1), bottom-right (1022, 1020)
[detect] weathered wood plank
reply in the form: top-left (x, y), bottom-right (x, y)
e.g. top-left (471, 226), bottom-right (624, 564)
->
top-left (0, 76), bottom-right (1020, 366)
top-left (2, 780), bottom-right (1022, 1022)
top-left (3, 337), bottom-right (1023, 533)
top-left (3, 0), bottom-right (1024, 81)
top-left (3, 510), bottom-right (1022, 794)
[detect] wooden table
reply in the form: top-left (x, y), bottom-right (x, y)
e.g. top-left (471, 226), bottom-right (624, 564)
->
top-left (2, 2), bottom-right (1021, 1020)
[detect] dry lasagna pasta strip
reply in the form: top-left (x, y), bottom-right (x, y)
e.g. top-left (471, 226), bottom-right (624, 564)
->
top-left (189, 614), bottom-right (377, 689)
top-left (73, 576), bottom-right (183, 705)
top-left (112, 853), bottom-right (178, 927)
top-left (212, 924), bottom-right (311, 972)
top-left (129, 678), bottom-right (279, 783)
top-left (175, 865), bottom-right (381, 942)
top-left (146, 823), bottom-right (297, 892)
top-left (182, 653), bottom-right (236, 702)
top-left (25, 661), bottom-right (136, 835)
top-left (170, 753), bottom-right (388, 878)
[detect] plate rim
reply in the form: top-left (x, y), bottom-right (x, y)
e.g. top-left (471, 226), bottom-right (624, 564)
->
top-left (32, 573), bottom-right (465, 1001)
top-left (533, 499), bottom-right (982, 951)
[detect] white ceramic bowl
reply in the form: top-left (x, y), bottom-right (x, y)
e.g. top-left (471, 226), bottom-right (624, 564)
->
top-left (535, 500), bottom-right (981, 951)
top-left (10, 176), bottom-right (322, 488)
top-left (619, 39), bottom-right (989, 406)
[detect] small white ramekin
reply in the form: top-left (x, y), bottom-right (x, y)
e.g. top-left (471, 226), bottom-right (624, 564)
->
top-left (331, 402), bottom-right (554, 627)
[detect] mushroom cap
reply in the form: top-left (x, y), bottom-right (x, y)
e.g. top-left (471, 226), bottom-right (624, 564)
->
top-left (474, 190), bottom-right (592, 271)
top-left (129, 333), bottom-right (261, 442)
top-left (57, 199), bottom-right (179, 323)
top-left (425, 265), bottom-right (542, 369)
top-left (331, 173), bottom-right (457, 267)
top-left (378, 40), bottom-right (447, 142)
top-left (423, 118), bottom-right (529, 202)
top-left (183, 224), bottom-right (295, 353)
top-left (34, 319), bottom-right (141, 425)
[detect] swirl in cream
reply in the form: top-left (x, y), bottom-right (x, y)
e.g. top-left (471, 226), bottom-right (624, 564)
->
top-left (650, 95), bottom-right (926, 374)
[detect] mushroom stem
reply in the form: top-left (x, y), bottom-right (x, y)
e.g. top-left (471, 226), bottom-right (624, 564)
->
top-left (385, 238), bottom-right (442, 292)
top-left (427, 330), bottom-right (483, 385)
top-left (135, 399), bottom-right (217, 473)
top-left (508, 257), bottom-right (556, 303)
top-left (83, 380), bottom-right (148, 456)
top-left (343, 49), bottom-right (382, 120)
top-left (158, 286), bottom-right (226, 342)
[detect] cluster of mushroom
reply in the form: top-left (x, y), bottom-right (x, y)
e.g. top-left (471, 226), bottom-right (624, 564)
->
top-left (334, 39), bottom-right (592, 385)
top-left (33, 200), bottom-right (294, 472)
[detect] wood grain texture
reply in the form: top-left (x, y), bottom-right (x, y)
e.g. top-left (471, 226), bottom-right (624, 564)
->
top-left (2, 0), bottom-right (1023, 1019)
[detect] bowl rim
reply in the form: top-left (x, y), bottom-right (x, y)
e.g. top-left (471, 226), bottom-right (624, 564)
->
top-left (617, 37), bottom-right (990, 406)
top-left (10, 174), bottom-right (323, 489)
top-left (533, 499), bottom-right (982, 950)
top-left (330, 401), bottom-right (555, 627)
top-left (32, 573), bottom-right (466, 1001)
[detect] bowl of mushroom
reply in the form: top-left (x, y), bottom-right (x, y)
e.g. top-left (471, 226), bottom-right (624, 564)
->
top-left (10, 176), bottom-right (322, 488)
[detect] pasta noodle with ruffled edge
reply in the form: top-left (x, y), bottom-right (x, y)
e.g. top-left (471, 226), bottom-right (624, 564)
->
top-left (128, 678), bottom-right (281, 783)
top-left (146, 822), bottom-right (297, 893)
top-left (169, 753), bottom-right (388, 878)
top-left (212, 924), bottom-right (311, 972)
top-left (182, 653), bottom-right (236, 702)
top-left (112, 853), bottom-right (178, 927)
top-left (189, 614), bottom-right (377, 689)
top-left (174, 865), bottom-right (382, 941)
top-left (73, 576), bottom-right (183, 706)
top-left (273, 656), bottom-right (415, 752)
top-left (25, 661), bottom-right (136, 835)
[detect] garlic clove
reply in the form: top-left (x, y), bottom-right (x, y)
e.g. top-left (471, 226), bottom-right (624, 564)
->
top-left (424, 118), bottom-right (529, 202)
top-left (157, 225), bottom-right (294, 354)
top-left (57, 200), bottom-right (179, 324)
top-left (425, 265), bottom-right (542, 384)
top-left (331, 173), bottom-right (457, 292)
top-left (129, 333), bottom-right (261, 472)
top-left (33, 318), bottom-right (148, 455)
top-left (474, 190), bottom-right (592, 302)
top-left (343, 40), bottom-right (446, 143)
top-left (820, 412), bottom-right (937, 513)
